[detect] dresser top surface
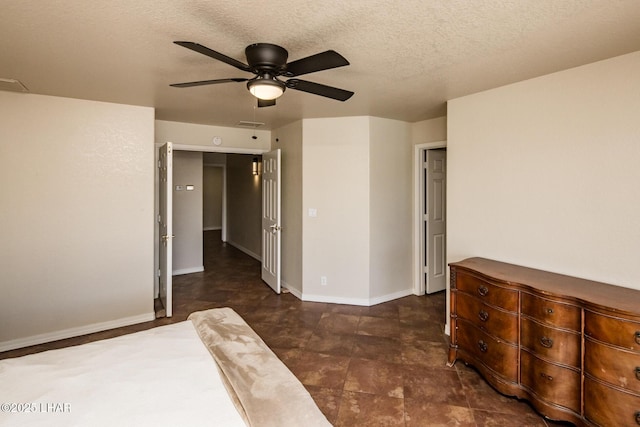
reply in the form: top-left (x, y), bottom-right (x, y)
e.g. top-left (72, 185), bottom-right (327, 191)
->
top-left (450, 257), bottom-right (640, 317)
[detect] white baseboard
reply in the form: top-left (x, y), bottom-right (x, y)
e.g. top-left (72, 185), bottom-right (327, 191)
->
top-left (369, 289), bottom-right (414, 306)
top-left (301, 293), bottom-right (370, 306)
top-left (172, 266), bottom-right (204, 276)
top-left (203, 226), bottom-right (222, 231)
top-left (300, 288), bottom-right (413, 307)
top-left (282, 280), bottom-right (302, 300)
top-left (227, 240), bottom-right (261, 262)
top-left (0, 312), bottom-right (156, 353)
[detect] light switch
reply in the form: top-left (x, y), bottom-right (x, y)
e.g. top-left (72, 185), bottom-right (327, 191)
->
top-left (175, 185), bottom-right (184, 191)
top-left (186, 185), bottom-right (194, 191)
top-left (308, 208), bottom-right (317, 217)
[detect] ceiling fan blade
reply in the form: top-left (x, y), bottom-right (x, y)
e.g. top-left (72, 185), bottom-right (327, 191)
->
top-left (285, 79), bottom-right (354, 101)
top-left (284, 50), bottom-right (350, 77)
top-left (174, 41), bottom-right (252, 72)
top-left (258, 99), bottom-right (276, 108)
top-left (170, 78), bottom-right (248, 88)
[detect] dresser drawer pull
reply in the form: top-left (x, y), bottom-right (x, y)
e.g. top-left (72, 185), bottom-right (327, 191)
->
top-left (478, 310), bottom-right (489, 322)
top-left (478, 340), bottom-right (488, 352)
top-left (635, 411), bottom-right (640, 425)
top-left (635, 367), bottom-right (640, 381)
top-left (636, 331), bottom-right (640, 345)
top-left (540, 336), bottom-right (554, 348)
top-left (477, 285), bottom-right (489, 296)
top-left (539, 372), bottom-right (553, 382)
top-left (545, 308), bottom-right (554, 315)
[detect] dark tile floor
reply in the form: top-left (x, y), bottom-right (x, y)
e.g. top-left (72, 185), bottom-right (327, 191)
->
top-left (1, 231), bottom-right (569, 426)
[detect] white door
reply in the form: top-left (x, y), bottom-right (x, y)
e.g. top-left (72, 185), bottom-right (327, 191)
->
top-left (425, 149), bottom-right (447, 294)
top-left (261, 149), bottom-right (281, 294)
top-left (158, 142), bottom-right (173, 316)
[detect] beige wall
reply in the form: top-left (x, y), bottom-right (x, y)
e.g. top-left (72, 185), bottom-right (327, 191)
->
top-left (274, 121), bottom-right (304, 295)
top-left (302, 117), bottom-right (371, 303)
top-left (0, 92), bottom-right (155, 351)
top-left (448, 51), bottom-right (640, 298)
top-left (226, 154), bottom-right (262, 259)
top-left (411, 116), bottom-right (447, 144)
top-left (369, 117), bottom-right (413, 301)
top-left (289, 116), bottom-right (417, 304)
top-left (155, 120), bottom-right (270, 152)
top-left (173, 151), bottom-right (203, 275)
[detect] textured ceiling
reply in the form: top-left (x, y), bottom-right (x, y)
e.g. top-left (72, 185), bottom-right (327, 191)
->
top-left (2, 0), bottom-right (640, 129)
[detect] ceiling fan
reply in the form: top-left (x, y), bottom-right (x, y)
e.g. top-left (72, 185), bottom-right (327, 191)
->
top-left (170, 41), bottom-right (354, 107)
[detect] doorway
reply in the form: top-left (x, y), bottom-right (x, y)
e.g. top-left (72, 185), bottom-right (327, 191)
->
top-left (413, 141), bottom-right (447, 295)
top-left (155, 145), bottom-right (282, 317)
top-left (154, 146), bottom-right (269, 302)
top-left (202, 152), bottom-right (263, 261)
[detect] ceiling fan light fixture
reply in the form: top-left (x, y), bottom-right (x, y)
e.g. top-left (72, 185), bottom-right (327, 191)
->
top-left (247, 78), bottom-right (285, 100)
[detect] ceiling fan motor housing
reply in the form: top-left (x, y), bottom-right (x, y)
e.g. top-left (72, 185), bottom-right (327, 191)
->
top-left (245, 43), bottom-right (288, 73)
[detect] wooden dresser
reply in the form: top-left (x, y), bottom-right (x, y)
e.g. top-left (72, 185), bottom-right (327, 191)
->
top-left (448, 257), bottom-right (640, 427)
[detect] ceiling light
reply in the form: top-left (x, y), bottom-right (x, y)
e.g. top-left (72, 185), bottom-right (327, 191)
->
top-left (247, 78), bottom-right (285, 100)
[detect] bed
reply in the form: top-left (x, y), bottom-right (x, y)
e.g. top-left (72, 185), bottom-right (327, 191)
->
top-left (0, 308), bottom-right (331, 427)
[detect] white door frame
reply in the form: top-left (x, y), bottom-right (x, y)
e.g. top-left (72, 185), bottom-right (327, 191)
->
top-left (413, 141), bottom-right (447, 295)
top-left (158, 142), bottom-right (173, 316)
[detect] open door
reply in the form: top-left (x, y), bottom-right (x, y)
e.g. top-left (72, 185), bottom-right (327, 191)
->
top-left (425, 149), bottom-right (447, 294)
top-left (158, 142), bottom-right (173, 316)
top-left (261, 149), bottom-right (281, 293)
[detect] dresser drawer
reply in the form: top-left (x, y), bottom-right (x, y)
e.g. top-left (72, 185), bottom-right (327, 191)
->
top-left (520, 350), bottom-right (580, 413)
top-left (456, 319), bottom-right (518, 381)
top-left (584, 376), bottom-right (640, 427)
top-left (521, 293), bottom-right (580, 331)
top-left (520, 318), bottom-right (581, 368)
top-left (585, 337), bottom-right (640, 394)
top-left (455, 272), bottom-right (518, 311)
top-left (585, 310), bottom-right (640, 351)
top-left (456, 293), bottom-right (518, 344)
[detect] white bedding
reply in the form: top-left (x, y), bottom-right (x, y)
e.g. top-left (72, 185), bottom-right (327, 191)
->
top-left (0, 321), bottom-right (246, 427)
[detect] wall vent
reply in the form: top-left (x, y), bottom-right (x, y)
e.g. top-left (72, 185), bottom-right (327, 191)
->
top-left (237, 121), bottom-right (264, 128)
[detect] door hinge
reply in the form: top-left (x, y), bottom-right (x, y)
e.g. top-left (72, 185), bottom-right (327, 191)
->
top-left (158, 160), bottom-right (161, 168)
top-left (158, 214), bottom-right (162, 223)
top-left (157, 269), bottom-right (161, 277)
